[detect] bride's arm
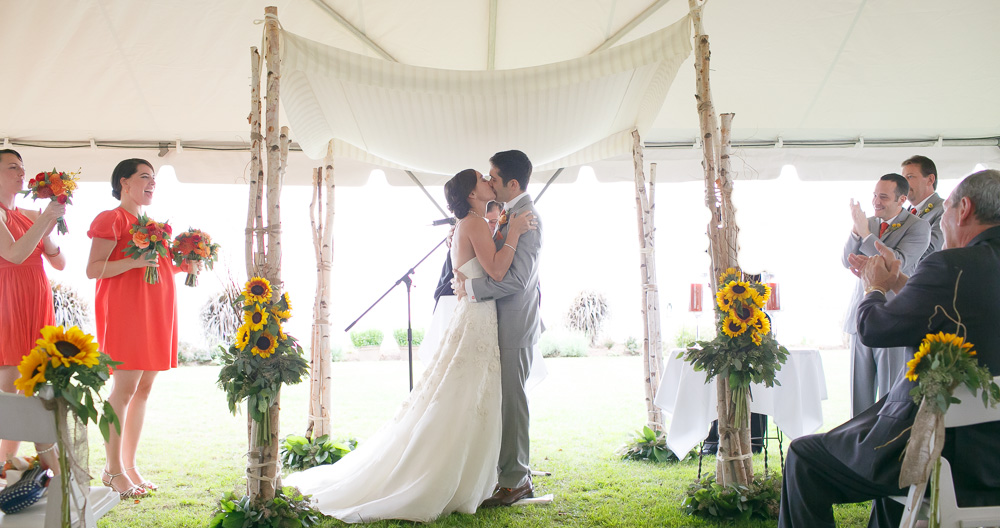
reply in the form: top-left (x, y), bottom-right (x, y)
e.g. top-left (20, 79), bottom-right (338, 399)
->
top-left (469, 212), bottom-right (533, 281)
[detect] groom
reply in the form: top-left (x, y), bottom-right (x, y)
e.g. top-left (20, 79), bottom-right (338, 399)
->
top-left (455, 149), bottom-right (542, 506)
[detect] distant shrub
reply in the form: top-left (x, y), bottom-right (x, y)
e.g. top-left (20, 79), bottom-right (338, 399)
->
top-left (566, 290), bottom-right (610, 345)
top-left (350, 329), bottom-right (384, 348)
top-left (393, 328), bottom-right (425, 347)
top-left (178, 341), bottom-right (221, 365)
top-left (200, 281), bottom-right (242, 345)
top-left (602, 338), bottom-right (616, 350)
top-left (624, 336), bottom-right (640, 356)
top-left (51, 281), bottom-right (91, 331)
top-left (674, 326), bottom-right (698, 348)
top-left (539, 329), bottom-right (588, 358)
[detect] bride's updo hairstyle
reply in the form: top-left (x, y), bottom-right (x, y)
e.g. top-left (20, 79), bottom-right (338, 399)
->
top-left (444, 169), bottom-right (478, 219)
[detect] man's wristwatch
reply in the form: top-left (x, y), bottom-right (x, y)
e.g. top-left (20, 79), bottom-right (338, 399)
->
top-left (864, 285), bottom-right (887, 296)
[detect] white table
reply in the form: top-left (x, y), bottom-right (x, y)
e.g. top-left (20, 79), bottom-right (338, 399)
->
top-left (653, 348), bottom-right (827, 459)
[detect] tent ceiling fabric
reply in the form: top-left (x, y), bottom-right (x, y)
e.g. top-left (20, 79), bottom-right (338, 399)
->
top-left (1, 0), bottom-right (998, 185)
top-left (280, 17), bottom-right (691, 174)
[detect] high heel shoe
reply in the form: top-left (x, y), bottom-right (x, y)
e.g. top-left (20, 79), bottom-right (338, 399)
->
top-left (101, 468), bottom-right (147, 499)
top-left (125, 466), bottom-right (158, 491)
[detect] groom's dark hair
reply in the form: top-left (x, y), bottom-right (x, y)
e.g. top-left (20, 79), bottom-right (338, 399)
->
top-left (490, 150), bottom-right (532, 190)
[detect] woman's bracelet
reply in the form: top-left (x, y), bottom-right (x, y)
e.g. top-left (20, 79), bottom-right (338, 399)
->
top-left (44, 246), bottom-right (61, 257)
top-left (36, 443), bottom-right (57, 455)
top-left (503, 243), bottom-right (515, 252)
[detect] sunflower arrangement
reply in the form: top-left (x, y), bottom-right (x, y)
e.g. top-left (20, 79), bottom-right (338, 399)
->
top-left (14, 326), bottom-right (120, 441)
top-left (897, 331), bottom-right (999, 528)
top-left (217, 277), bottom-right (309, 443)
top-left (20, 168), bottom-right (79, 234)
top-left (682, 268), bottom-right (789, 426)
top-left (122, 213), bottom-right (172, 284)
top-left (171, 228), bottom-right (220, 287)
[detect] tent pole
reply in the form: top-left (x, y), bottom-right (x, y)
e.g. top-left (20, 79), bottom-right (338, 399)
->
top-left (404, 170), bottom-right (449, 217)
top-left (532, 167), bottom-right (564, 204)
top-left (308, 140), bottom-right (336, 440)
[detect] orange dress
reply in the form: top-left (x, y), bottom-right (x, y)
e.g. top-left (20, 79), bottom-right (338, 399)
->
top-left (87, 208), bottom-right (179, 371)
top-left (0, 204), bottom-right (55, 366)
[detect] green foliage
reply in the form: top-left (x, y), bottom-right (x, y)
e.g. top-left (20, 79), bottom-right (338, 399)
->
top-left (539, 329), bottom-right (588, 358)
top-left (280, 435), bottom-right (356, 471)
top-left (906, 333), bottom-right (1000, 414)
top-left (178, 341), bottom-right (222, 365)
top-left (683, 472), bottom-right (782, 521)
top-left (602, 338), bottom-right (615, 350)
top-left (329, 345), bottom-right (343, 362)
top-left (50, 281), bottom-right (91, 330)
top-left (209, 487), bottom-right (320, 528)
top-left (392, 328), bottom-right (424, 347)
top-left (566, 290), bottom-right (610, 345)
top-left (624, 336), bottom-right (640, 356)
top-left (200, 280), bottom-right (243, 345)
top-left (618, 425), bottom-right (696, 463)
top-left (673, 326), bottom-right (698, 349)
top-left (350, 329), bottom-right (384, 348)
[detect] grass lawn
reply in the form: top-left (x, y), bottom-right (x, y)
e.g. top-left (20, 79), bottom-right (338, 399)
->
top-left (42, 352), bottom-right (871, 527)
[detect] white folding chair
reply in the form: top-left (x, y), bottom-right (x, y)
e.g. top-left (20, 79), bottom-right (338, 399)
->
top-left (0, 392), bottom-right (119, 528)
top-left (897, 377), bottom-right (1000, 528)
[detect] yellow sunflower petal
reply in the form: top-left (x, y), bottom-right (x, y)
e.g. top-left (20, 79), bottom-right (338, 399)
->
top-left (243, 277), bottom-right (273, 305)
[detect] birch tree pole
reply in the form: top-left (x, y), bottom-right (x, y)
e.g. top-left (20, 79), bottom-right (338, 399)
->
top-left (688, 0), bottom-right (750, 486)
top-left (307, 141), bottom-right (336, 439)
top-left (632, 129), bottom-right (665, 432)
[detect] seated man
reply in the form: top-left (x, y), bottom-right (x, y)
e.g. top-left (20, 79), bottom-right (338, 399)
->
top-left (779, 170), bottom-right (1000, 528)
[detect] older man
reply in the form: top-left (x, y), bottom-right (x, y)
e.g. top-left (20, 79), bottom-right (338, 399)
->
top-left (779, 169), bottom-right (1000, 528)
top-left (842, 173), bottom-right (930, 415)
top-left (902, 155), bottom-right (945, 260)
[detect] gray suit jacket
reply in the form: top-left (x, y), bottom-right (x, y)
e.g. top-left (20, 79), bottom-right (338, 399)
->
top-left (842, 210), bottom-right (930, 333)
top-left (913, 192), bottom-right (945, 261)
top-left (469, 196), bottom-right (542, 349)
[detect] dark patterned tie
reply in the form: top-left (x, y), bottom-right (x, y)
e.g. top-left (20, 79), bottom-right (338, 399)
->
top-left (879, 221), bottom-right (889, 237)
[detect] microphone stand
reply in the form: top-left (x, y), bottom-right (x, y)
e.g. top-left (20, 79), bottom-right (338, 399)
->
top-left (345, 237), bottom-right (448, 390)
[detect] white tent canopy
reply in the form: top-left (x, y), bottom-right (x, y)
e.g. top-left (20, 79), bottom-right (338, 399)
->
top-left (2, 0), bottom-right (999, 184)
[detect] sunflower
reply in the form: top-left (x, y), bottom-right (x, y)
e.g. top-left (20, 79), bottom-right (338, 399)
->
top-left (251, 332), bottom-right (278, 358)
top-left (718, 267), bottom-right (741, 284)
top-left (244, 305), bottom-right (270, 331)
top-left (923, 332), bottom-right (974, 353)
top-left (722, 314), bottom-right (748, 338)
top-left (281, 292), bottom-right (292, 312)
top-left (244, 277), bottom-right (272, 304)
top-left (716, 290), bottom-right (734, 311)
top-left (36, 325), bottom-right (101, 368)
top-left (730, 303), bottom-right (758, 324)
top-left (14, 348), bottom-right (49, 396)
top-left (749, 288), bottom-right (768, 309)
top-left (751, 311), bottom-right (771, 336)
top-left (720, 280), bottom-right (754, 302)
top-left (905, 348), bottom-right (930, 382)
top-left (751, 332), bottom-right (763, 346)
top-left (235, 324), bottom-right (251, 349)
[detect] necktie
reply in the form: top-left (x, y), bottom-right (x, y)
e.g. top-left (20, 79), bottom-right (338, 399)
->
top-left (879, 221), bottom-right (889, 237)
top-left (909, 206), bottom-right (918, 215)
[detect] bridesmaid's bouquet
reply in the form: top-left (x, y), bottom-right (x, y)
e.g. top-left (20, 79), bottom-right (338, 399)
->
top-left (171, 228), bottom-right (220, 287)
top-left (122, 214), bottom-right (172, 284)
top-left (20, 169), bottom-right (79, 234)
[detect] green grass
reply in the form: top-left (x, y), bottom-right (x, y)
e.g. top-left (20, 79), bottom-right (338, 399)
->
top-left (22, 354), bottom-right (871, 526)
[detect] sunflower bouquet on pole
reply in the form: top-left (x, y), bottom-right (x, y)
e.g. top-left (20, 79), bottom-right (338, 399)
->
top-left (20, 169), bottom-right (79, 234)
top-left (897, 331), bottom-right (1000, 528)
top-left (171, 228), bottom-right (220, 287)
top-left (218, 277), bottom-right (309, 445)
top-left (122, 214), bottom-right (172, 284)
top-left (14, 326), bottom-right (120, 526)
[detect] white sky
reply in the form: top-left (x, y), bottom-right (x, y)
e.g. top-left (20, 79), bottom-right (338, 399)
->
top-left (26, 159), bottom-right (976, 354)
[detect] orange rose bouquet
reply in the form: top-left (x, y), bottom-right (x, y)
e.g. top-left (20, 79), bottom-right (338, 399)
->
top-left (171, 228), bottom-right (220, 287)
top-left (122, 213), bottom-right (172, 284)
top-left (20, 169), bottom-right (79, 234)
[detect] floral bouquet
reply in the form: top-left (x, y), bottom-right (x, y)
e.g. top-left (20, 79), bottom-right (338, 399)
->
top-left (171, 228), bottom-right (220, 287)
top-left (218, 277), bottom-right (308, 444)
top-left (14, 325), bottom-right (121, 525)
top-left (20, 168), bottom-right (79, 234)
top-left (122, 214), bottom-right (172, 284)
top-left (682, 268), bottom-right (789, 427)
top-left (897, 331), bottom-right (1000, 528)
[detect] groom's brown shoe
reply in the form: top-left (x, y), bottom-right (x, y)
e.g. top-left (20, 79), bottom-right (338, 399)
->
top-left (481, 481), bottom-right (533, 508)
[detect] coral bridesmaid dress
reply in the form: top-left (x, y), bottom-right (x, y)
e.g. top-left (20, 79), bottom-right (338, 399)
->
top-left (87, 208), bottom-right (179, 371)
top-left (0, 203), bottom-right (55, 365)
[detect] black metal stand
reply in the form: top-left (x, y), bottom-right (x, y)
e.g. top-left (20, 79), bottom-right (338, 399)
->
top-left (345, 237), bottom-right (448, 391)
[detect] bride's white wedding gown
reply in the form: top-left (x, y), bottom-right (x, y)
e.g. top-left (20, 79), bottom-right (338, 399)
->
top-left (284, 258), bottom-right (501, 523)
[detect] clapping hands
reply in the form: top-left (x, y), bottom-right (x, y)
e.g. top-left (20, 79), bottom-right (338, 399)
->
top-left (849, 199), bottom-right (869, 237)
top-left (847, 240), bottom-right (903, 293)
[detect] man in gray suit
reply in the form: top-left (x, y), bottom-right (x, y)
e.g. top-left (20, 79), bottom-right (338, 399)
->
top-left (901, 155), bottom-right (945, 260)
top-left (455, 150), bottom-right (542, 506)
top-left (842, 173), bottom-right (930, 416)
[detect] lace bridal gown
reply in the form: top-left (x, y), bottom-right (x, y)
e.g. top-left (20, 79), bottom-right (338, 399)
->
top-left (284, 258), bottom-right (501, 523)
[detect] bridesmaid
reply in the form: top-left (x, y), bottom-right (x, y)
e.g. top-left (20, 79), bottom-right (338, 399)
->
top-left (86, 158), bottom-right (193, 498)
top-left (0, 149), bottom-right (66, 461)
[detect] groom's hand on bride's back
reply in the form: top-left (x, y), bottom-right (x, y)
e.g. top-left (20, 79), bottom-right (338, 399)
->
top-left (452, 270), bottom-right (467, 300)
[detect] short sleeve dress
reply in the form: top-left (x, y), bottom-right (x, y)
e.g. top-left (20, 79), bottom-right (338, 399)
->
top-left (0, 204), bottom-right (55, 366)
top-left (87, 208), bottom-right (179, 371)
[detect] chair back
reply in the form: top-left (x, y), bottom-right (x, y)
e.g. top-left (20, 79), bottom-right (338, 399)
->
top-left (0, 393), bottom-right (58, 444)
top-left (944, 376), bottom-right (1000, 428)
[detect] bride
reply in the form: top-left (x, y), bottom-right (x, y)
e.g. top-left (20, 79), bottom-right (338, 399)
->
top-left (284, 168), bottom-right (536, 523)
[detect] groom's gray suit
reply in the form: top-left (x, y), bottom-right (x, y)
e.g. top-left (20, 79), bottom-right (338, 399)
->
top-left (842, 209), bottom-right (929, 415)
top-left (468, 194), bottom-right (542, 489)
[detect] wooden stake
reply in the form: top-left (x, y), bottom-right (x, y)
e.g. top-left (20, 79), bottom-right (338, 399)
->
top-left (308, 141), bottom-right (335, 439)
top-left (632, 130), bottom-right (664, 432)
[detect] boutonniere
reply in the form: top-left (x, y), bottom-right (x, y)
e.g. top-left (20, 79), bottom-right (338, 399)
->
top-left (494, 209), bottom-right (508, 242)
top-left (922, 203), bottom-right (934, 215)
top-left (887, 222), bottom-right (902, 233)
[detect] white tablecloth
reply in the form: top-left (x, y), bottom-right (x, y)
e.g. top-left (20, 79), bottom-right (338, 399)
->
top-left (653, 348), bottom-right (827, 459)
